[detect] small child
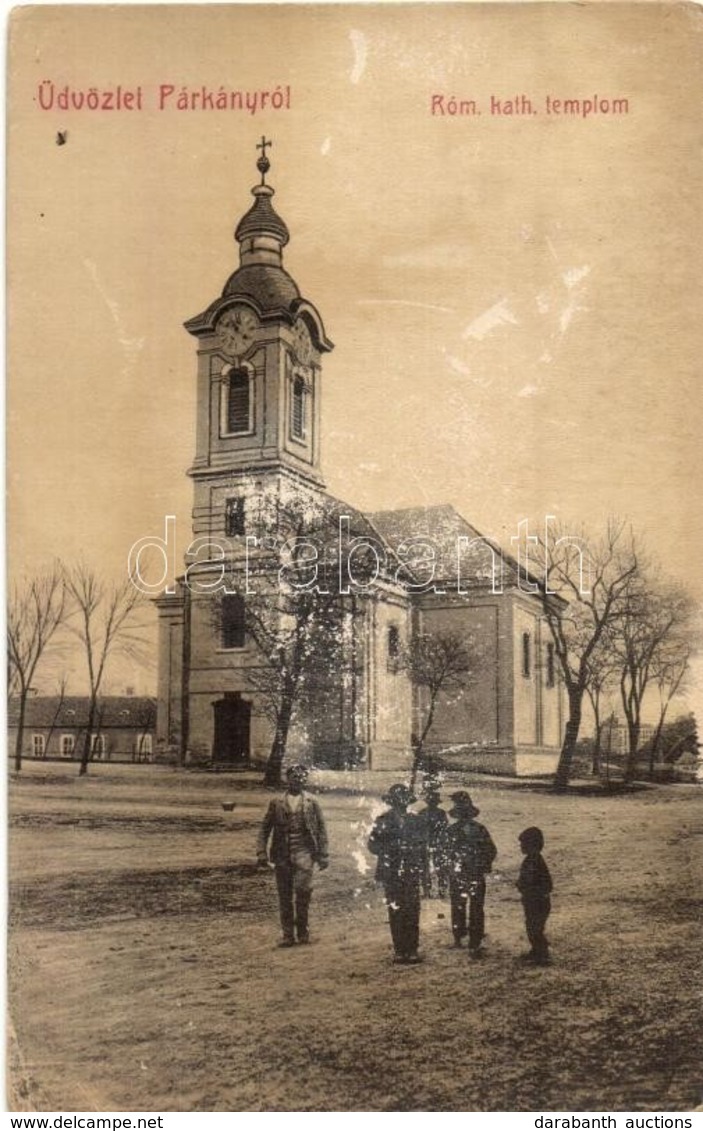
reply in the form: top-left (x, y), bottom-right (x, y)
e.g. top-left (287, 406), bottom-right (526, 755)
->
top-left (517, 826), bottom-right (552, 966)
top-left (417, 787), bottom-right (449, 899)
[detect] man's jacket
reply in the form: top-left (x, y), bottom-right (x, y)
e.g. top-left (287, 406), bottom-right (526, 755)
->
top-left (367, 809), bottom-right (427, 886)
top-left (443, 820), bottom-right (497, 883)
top-left (257, 794), bottom-right (329, 866)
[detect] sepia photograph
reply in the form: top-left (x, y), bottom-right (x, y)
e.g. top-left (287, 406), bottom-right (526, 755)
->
top-left (6, 2), bottom-right (703, 1114)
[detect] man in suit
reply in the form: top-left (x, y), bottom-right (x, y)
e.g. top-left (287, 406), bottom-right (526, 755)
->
top-left (256, 764), bottom-right (329, 947)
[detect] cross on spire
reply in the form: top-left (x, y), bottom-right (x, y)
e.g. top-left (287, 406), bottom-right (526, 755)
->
top-left (256, 136), bottom-right (272, 185)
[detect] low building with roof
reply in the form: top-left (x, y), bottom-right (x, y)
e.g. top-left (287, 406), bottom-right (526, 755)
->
top-left (8, 696), bottom-right (156, 763)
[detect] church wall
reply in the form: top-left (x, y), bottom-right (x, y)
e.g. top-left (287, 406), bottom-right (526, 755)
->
top-left (513, 603), bottom-right (540, 747)
top-left (211, 342), bottom-right (269, 465)
top-left (184, 573), bottom-right (358, 768)
top-left (495, 598), bottom-right (517, 749)
top-left (190, 335), bottom-right (324, 489)
top-left (186, 688), bottom-right (272, 764)
top-left (293, 606), bottom-right (356, 768)
top-left (540, 643), bottom-right (564, 748)
top-left (185, 589), bottom-right (252, 759)
top-left (190, 350), bottom-right (210, 475)
top-left (154, 594), bottom-right (185, 749)
top-left (363, 595), bottom-right (414, 771)
top-left (417, 599), bottom-right (502, 749)
top-left (512, 599), bottom-right (563, 752)
top-left (190, 339), bottom-right (279, 472)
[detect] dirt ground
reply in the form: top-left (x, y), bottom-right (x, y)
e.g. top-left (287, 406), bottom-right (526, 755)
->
top-left (7, 763), bottom-right (703, 1112)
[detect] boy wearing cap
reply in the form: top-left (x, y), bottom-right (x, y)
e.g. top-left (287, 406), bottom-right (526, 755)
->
top-left (257, 764), bottom-right (329, 947)
top-left (444, 791), bottom-right (497, 958)
top-left (517, 826), bottom-right (552, 966)
top-left (367, 783), bottom-right (427, 965)
top-left (417, 786), bottom-right (449, 899)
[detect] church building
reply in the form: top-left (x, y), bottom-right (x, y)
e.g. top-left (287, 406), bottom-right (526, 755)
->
top-left (155, 142), bottom-right (565, 776)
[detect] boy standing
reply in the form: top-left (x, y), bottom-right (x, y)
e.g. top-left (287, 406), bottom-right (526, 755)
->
top-left (517, 826), bottom-right (552, 966)
top-left (444, 791), bottom-right (497, 958)
top-left (417, 786), bottom-right (449, 899)
top-left (367, 783), bottom-right (427, 965)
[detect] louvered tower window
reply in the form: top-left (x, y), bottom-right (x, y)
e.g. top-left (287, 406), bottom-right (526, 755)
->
top-left (227, 371), bottom-right (250, 434)
top-left (221, 594), bottom-right (246, 649)
top-left (292, 376), bottom-right (306, 439)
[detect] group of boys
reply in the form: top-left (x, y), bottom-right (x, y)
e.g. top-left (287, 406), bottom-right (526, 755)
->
top-left (257, 766), bottom-right (552, 967)
top-left (367, 782), bottom-right (552, 966)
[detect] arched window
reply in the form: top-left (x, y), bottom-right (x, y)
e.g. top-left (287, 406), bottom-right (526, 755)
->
top-left (291, 376), bottom-right (306, 440)
top-left (227, 370), bottom-right (250, 434)
top-left (221, 594), bottom-right (246, 649)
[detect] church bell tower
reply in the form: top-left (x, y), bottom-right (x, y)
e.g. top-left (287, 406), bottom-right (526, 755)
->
top-left (184, 138), bottom-right (333, 544)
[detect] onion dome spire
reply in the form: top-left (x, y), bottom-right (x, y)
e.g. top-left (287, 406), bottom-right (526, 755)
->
top-left (234, 136), bottom-right (290, 267)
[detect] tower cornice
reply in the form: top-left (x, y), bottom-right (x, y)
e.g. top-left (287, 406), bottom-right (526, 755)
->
top-left (184, 292), bottom-right (333, 353)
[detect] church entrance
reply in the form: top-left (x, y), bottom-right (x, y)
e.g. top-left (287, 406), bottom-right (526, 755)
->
top-left (212, 695), bottom-right (251, 765)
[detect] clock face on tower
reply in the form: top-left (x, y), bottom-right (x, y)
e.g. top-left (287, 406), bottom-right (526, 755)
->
top-left (215, 305), bottom-right (259, 357)
top-left (293, 318), bottom-right (313, 365)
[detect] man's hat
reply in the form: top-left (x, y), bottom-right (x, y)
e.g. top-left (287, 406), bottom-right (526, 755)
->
top-left (423, 787), bottom-right (442, 802)
top-left (382, 783), bottom-right (416, 807)
top-left (421, 776), bottom-right (442, 799)
top-left (448, 790), bottom-right (480, 818)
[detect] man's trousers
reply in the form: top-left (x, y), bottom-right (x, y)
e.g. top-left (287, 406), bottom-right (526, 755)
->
top-left (383, 876), bottom-right (421, 958)
top-left (522, 895), bottom-right (551, 963)
top-left (274, 850), bottom-right (314, 941)
top-left (449, 875), bottom-right (486, 950)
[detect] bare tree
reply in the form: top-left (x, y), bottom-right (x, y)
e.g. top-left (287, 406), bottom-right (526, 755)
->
top-left (41, 673), bottom-right (70, 759)
top-left (609, 578), bottom-right (696, 780)
top-left (583, 643), bottom-right (619, 777)
top-left (132, 698), bottom-right (157, 762)
top-left (400, 631), bottom-right (478, 789)
top-left (211, 490), bottom-right (374, 787)
top-left (538, 518), bottom-right (640, 790)
top-left (64, 565), bottom-right (146, 776)
top-left (245, 592), bottom-right (351, 786)
top-left (7, 565), bottom-right (67, 772)
top-left (647, 623), bottom-right (697, 777)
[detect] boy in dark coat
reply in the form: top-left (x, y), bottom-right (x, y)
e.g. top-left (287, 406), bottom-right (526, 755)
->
top-left (417, 786), bottom-right (449, 899)
top-left (367, 783), bottom-right (427, 965)
top-left (444, 791), bottom-right (497, 958)
top-left (517, 826), bottom-right (552, 965)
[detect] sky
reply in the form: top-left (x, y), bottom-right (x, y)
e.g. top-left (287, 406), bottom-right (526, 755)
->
top-left (7, 2), bottom-right (703, 712)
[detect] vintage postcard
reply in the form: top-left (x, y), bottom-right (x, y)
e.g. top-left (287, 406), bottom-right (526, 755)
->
top-left (7, 2), bottom-right (703, 1115)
